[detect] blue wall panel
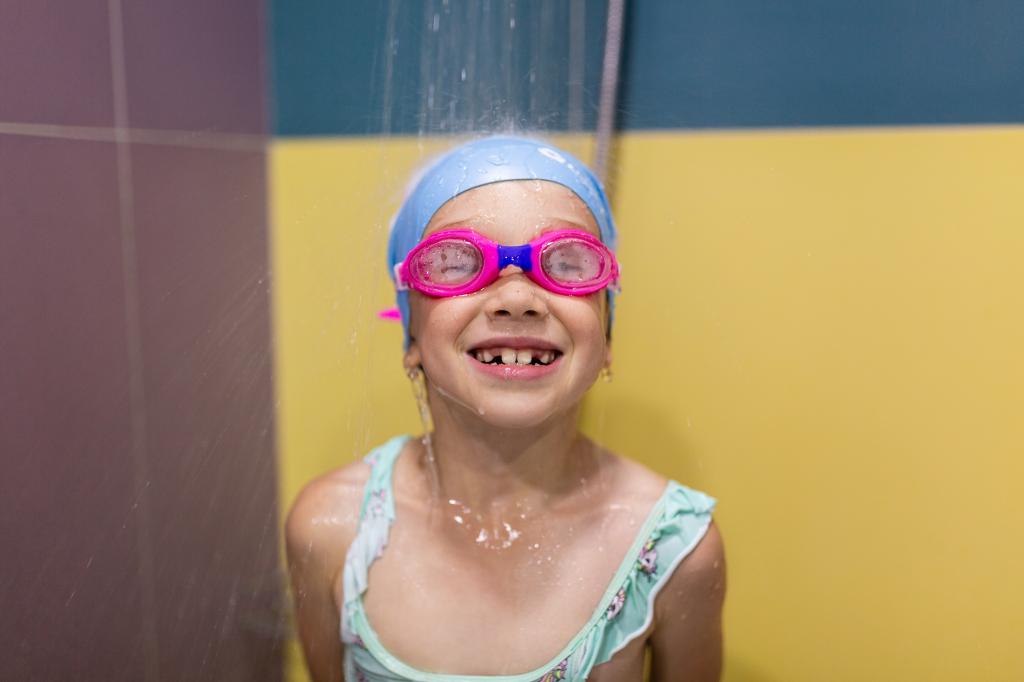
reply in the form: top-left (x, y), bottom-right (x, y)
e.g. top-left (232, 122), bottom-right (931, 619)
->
top-left (271, 0), bottom-right (1024, 135)
top-left (621, 0), bottom-right (1024, 129)
top-left (271, 1), bottom-right (608, 136)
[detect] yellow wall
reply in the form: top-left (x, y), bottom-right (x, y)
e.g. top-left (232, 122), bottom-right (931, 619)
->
top-left (271, 128), bottom-right (1024, 681)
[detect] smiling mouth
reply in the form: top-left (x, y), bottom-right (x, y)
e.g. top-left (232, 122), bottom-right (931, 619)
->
top-left (469, 347), bottom-right (562, 367)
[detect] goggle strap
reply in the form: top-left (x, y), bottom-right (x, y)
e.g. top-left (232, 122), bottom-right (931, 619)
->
top-left (393, 262), bottom-right (409, 291)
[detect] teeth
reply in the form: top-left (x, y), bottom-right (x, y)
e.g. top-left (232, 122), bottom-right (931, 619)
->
top-left (473, 348), bottom-right (558, 365)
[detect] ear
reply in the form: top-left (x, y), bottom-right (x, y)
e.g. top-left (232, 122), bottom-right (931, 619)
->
top-left (404, 338), bottom-right (422, 373)
top-left (603, 344), bottom-right (613, 371)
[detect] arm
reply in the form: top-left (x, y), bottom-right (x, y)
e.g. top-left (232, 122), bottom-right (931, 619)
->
top-left (649, 521), bottom-right (727, 682)
top-left (285, 469), bottom-right (366, 682)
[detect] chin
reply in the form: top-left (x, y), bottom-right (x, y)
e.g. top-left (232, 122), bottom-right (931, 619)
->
top-left (423, 359), bottom-right (596, 430)
top-left (475, 408), bottom-right (557, 431)
top-left (465, 393), bottom-right (575, 431)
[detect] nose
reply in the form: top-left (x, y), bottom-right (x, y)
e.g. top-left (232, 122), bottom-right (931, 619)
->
top-left (486, 266), bottom-right (548, 322)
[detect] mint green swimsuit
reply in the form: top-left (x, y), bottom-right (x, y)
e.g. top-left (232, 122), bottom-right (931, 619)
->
top-left (341, 436), bottom-right (716, 682)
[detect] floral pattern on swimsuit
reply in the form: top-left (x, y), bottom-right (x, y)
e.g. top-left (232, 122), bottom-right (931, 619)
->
top-left (605, 530), bottom-right (662, 623)
top-left (605, 586), bottom-right (627, 621)
top-left (367, 488), bottom-right (388, 519)
top-left (537, 658), bottom-right (568, 682)
top-left (637, 535), bottom-right (659, 579)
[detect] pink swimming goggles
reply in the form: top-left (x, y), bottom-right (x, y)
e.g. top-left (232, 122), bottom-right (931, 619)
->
top-left (394, 229), bottom-right (620, 298)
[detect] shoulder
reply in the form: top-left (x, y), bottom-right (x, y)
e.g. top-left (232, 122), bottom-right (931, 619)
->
top-left (285, 457), bottom-right (373, 574)
top-left (648, 521), bottom-right (726, 679)
top-left (600, 448), bottom-right (669, 508)
top-left (601, 450), bottom-right (723, 614)
top-left (285, 458), bottom-right (374, 682)
top-left (654, 520), bottom-right (725, 615)
top-left (653, 476), bottom-right (723, 619)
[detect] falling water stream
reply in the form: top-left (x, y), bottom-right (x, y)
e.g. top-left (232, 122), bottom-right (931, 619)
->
top-left (369, 1), bottom-right (624, 561)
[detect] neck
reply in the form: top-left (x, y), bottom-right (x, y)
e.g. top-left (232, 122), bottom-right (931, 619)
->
top-left (421, 392), bottom-right (596, 515)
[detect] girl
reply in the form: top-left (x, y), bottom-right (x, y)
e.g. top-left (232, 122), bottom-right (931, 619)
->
top-left (287, 136), bottom-right (725, 682)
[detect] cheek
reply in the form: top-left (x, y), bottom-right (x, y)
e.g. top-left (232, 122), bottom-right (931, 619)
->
top-left (557, 295), bottom-right (608, 351)
top-left (407, 294), bottom-right (444, 341)
top-left (408, 294), bottom-right (477, 350)
top-left (586, 292), bottom-right (610, 330)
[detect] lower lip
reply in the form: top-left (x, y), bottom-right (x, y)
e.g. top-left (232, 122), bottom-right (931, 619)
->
top-left (467, 353), bottom-right (562, 380)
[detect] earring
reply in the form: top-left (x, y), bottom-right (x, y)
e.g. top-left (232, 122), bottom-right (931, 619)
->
top-left (405, 365), bottom-right (440, 494)
top-left (601, 366), bottom-right (613, 383)
top-left (406, 366), bottom-right (434, 433)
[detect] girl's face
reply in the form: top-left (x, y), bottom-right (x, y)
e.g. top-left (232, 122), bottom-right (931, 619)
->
top-left (405, 180), bottom-right (611, 430)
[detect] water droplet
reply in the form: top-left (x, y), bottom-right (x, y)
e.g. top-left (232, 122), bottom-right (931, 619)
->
top-left (503, 522), bottom-right (521, 542)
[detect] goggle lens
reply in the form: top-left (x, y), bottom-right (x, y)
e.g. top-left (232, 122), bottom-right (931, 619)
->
top-left (540, 238), bottom-right (610, 287)
top-left (408, 239), bottom-right (482, 288)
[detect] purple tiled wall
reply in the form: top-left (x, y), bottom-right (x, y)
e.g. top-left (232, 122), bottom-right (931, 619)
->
top-left (0, 135), bottom-right (149, 681)
top-left (121, 1), bottom-right (267, 133)
top-left (0, 1), bottom-right (116, 127)
top-left (0, 3), bottom-right (282, 681)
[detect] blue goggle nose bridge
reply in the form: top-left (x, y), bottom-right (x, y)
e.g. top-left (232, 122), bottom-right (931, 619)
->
top-left (497, 244), bottom-right (533, 272)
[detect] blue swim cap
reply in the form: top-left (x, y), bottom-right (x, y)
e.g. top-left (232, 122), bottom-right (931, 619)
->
top-left (388, 135), bottom-right (618, 346)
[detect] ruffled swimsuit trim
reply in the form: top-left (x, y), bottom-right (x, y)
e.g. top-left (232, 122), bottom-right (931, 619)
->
top-left (340, 436), bottom-right (716, 682)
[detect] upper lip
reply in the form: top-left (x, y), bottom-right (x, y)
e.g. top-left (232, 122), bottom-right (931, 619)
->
top-left (467, 336), bottom-right (563, 353)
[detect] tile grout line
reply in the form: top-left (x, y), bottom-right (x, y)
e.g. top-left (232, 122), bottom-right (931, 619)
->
top-left (3, 119), bottom-right (1021, 147)
top-left (107, 2), bottom-right (160, 681)
top-left (0, 120), bottom-right (265, 151)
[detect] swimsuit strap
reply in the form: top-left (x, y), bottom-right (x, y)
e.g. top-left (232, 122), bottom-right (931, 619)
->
top-left (356, 435), bottom-right (406, 521)
top-left (340, 435), bottom-right (408, 646)
top-left (581, 481), bottom-right (716, 670)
